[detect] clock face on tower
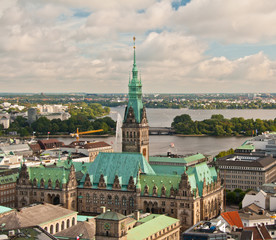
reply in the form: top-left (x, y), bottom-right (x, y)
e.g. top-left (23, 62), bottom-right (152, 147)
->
top-left (104, 222), bottom-right (111, 230)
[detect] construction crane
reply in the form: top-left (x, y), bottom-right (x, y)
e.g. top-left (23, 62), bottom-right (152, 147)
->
top-left (70, 128), bottom-right (103, 141)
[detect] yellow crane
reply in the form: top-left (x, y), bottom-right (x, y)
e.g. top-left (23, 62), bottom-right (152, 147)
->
top-left (70, 128), bottom-right (103, 141)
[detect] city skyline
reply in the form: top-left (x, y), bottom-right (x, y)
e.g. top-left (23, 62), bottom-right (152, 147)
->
top-left (1, 0), bottom-right (276, 93)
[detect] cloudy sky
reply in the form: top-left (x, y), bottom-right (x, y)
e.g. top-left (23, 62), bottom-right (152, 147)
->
top-left (1, 0), bottom-right (276, 93)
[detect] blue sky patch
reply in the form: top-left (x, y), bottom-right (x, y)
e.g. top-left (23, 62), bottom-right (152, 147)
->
top-left (205, 41), bottom-right (276, 60)
top-left (172, 0), bottom-right (191, 10)
top-left (73, 9), bottom-right (91, 18)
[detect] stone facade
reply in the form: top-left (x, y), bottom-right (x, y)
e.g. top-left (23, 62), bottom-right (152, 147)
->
top-left (122, 106), bottom-right (149, 161)
top-left (0, 170), bottom-right (17, 208)
top-left (16, 159), bottom-right (78, 211)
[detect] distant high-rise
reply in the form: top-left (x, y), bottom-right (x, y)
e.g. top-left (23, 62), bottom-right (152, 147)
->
top-left (122, 37), bottom-right (149, 161)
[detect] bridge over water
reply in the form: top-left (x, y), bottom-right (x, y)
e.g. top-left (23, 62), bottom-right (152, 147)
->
top-left (149, 127), bottom-right (176, 135)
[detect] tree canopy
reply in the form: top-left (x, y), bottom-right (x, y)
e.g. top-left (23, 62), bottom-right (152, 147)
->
top-left (172, 114), bottom-right (276, 136)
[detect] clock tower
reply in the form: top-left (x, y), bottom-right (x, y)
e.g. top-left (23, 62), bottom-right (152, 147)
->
top-left (122, 37), bottom-right (149, 161)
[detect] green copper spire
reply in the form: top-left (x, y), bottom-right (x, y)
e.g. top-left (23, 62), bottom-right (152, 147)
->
top-left (124, 37), bottom-right (144, 123)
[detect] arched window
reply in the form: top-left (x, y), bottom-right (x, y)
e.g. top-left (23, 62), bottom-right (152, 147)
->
top-left (107, 195), bottom-right (112, 205)
top-left (50, 225), bottom-right (54, 234)
top-left (93, 194), bottom-right (97, 204)
top-left (72, 217), bottom-right (75, 226)
top-left (61, 221), bottom-right (65, 230)
top-left (115, 196), bottom-right (119, 206)
top-left (33, 178), bottom-right (37, 187)
top-left (122, 196), bottom-right (127, 207)
top-left (56, 223), bottom-right (59, 233)
top-left (44, 227), bottom-right (48, 232)
top-left (67, 219), bottom-right (70, 228)
top-left (129, 197), bottom-right (134, 207)
top-left (100, 194), bottom-right (105, 204)
top-left (40, 179), bottom-right (44, 188)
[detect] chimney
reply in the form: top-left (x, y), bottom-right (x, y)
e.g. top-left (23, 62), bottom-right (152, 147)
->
top-left (100, 206), bottom-right (106, 213)
top-left (134, 210), bottom-right (140, 221)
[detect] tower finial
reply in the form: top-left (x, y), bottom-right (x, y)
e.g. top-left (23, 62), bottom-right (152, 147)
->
top-left (133, 36), bottom-right (136, 68)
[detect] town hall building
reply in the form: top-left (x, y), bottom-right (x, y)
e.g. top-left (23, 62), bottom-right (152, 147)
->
top-left (16, 38), bottom-right (224, 229)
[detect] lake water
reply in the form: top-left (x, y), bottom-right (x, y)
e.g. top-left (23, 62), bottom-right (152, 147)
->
top-left (57, 107), bottom-right (275, 157)
top-left (109, 106), bottom-right (276, 127)
top-left (58, 135), bottom-right (249, 157)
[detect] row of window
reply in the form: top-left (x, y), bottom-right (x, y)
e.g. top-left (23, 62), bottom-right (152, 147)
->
top-left (0, 196), bottom-right (15, 203)
top-left (85, 194), bottom-right (135, 207)
top-left (228, 175), bottom-right (262, 180)
top-left (0, 189), bottom-right (15, 195)
top-left (44, 218), bottom-right (76, 235)
top-left (0, 183), bottom-right (15, 189)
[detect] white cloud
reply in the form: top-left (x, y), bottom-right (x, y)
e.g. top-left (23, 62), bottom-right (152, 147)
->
top-left (0, 0), bottom-right (276, 93)
top-left (173, 0), bottom-right (276, 44)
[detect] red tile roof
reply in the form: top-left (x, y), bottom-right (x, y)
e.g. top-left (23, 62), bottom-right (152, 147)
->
top-left (221, 211), bottom-right (243, 228)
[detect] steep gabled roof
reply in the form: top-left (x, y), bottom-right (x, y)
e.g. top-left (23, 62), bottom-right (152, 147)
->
top-left (81, 152), bottom-right (155, 189)
top-left (221, 211), bottom-right (243, 228)
top-left (140, 174), bottom-right (181, 197)
top-left (186, 162), bottom-right (217, 196)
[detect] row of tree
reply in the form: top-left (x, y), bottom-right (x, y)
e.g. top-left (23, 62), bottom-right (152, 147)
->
top-left (226, 189), bottom-right (250, 208)
top-left (172, 114), bottom-right (276, 136)
top-left (5, 115), bottom-right (116, 137)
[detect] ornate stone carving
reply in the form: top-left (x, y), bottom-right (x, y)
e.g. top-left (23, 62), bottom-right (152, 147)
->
top-left (84, 174), bottom-right (92, 188)
top-left (152, 184), bottom-right (158, 196)
top-left (127, 176), bottom-right (135, 191)
top-left (98, 174), bottom-right (106, 188)
top-left (144, 184), bottom-right (149, 195)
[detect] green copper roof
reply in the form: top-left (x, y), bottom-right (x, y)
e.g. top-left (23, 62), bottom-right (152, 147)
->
top-left (184, 153), bottom-right (205, 163)
top-left (124, 41), bottom-right (144, 123)
top-left (77, 215), bottom-right (94, 222)
top-left (140, 174), bottom-right (181, 197)
top-left (127, 214), bottom-right (179, 240)
top-left (97, 211), bottom-right (126, 221)
top-left (72, 162), bottom-right (90, 173)
top-left (141, 162), bottom-right (218, 197)
top-left (186, 162), bottom-right (217, 196)
top-left (149, 153), bottom-right (205, 165)
top-left (237, 144), bottom-right (255, 150)
top-left (28, 165), bottom-right (70, 188)
top-left (0, 173), bottom-right (18, 185)
top-left (81, 152), bottom-right (155, 189)
top-left (137, 214), bottom-right (160, 223)
top-left (150, 164), bottom-right (185, 175)
top-left (0, 206), bottom-right (13, 214)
